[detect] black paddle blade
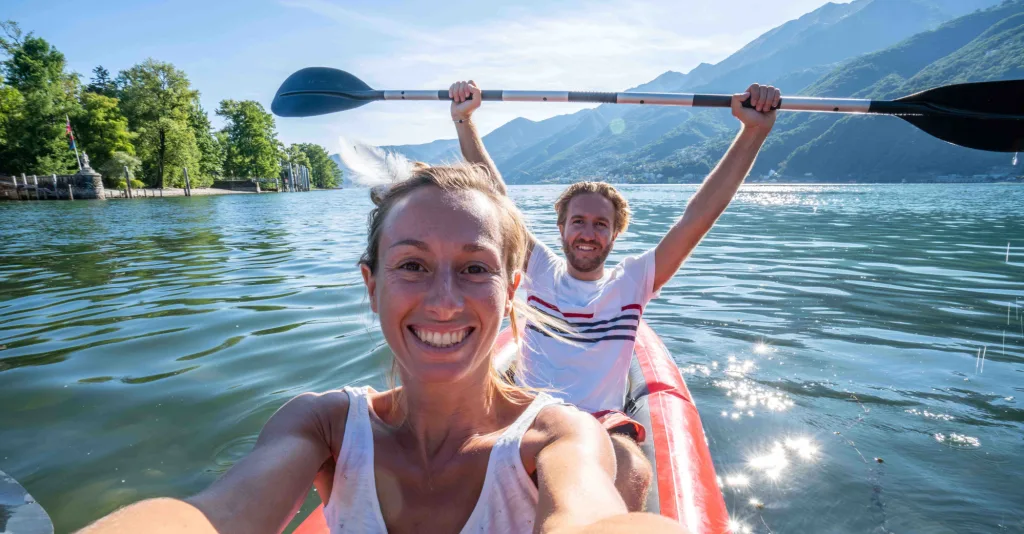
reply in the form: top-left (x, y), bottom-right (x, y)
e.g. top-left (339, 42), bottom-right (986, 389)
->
top-left (271, 67), bottom-right (382, 117)
top-left (897, 79), bottom-right (1024, 116)
top-left (896, 80), bottom-right (1024, 152)
top-left (0, 469), bottom-right (53, 534)
top-left (898, 114), bottom-right (1024, 152)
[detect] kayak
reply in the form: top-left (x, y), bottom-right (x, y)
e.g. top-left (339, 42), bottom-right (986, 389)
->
top-left (294, 320), bottom-right (727, 534)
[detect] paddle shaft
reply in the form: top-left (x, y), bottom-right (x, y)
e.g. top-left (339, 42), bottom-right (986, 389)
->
top-left (373, 89), bottom-right (941, 115)
top-left (272, 68), bottom-right (1024, 151)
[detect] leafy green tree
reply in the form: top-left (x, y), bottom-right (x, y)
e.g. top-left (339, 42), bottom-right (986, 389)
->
top-left (189, 100), bottom-right (223, 180)
top-left (135, 116), bottom-right (201, 188)
top-left (99, 150), bottom-right (142, 188)
top-left (0, 74), bottom-right (24, 161)
top-left (116, 59), bottom-right (198, 187)
top-left (86, 66), bottom-right (116, 97)
top-left (284, 143), bottom-right (311, 168)
top-left (75, 91), bottom-right (134, 174)
top-left (0, 20), bottom-right (82, 174)
top-left (293, 143), bottom-right (342, 188)
top-left (216, 99), bottom-right (280, 178)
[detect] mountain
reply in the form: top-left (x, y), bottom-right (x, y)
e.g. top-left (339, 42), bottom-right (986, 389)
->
top-left (640, 0), bottom-right (1023, 182)
top-left (334, 0), bottom-right (1013, 183)
top-left (776, 5), bottom-right (1024, 180)
top-left (496, 0), bottom-right (1005, 183)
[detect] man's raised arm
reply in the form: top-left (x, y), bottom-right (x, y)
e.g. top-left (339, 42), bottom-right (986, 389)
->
top-left (652, 83), bottom-right (780, 291)
top-left (450, 80), bottom-right (542, 261)
top-left (450, 80), bottom-right (506, 195)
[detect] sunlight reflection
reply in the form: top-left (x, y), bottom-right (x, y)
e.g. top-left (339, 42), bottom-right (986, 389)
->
top-left (784, 436), bottom-right (819, 459)
top-left (748, 442), bottom-right (790, 479)
top-left (728, 518), bottom-right (754, 534)
top-left (935, 433), bottom-right (981, 448)
top-left (747, 436), bottom-right (820, 481)
top-left (716, 378), bottom-right (794, 415)
top-left (725, 474), bottom-right (751, 488)
top-left (905, 408), bottom-right (955, 421)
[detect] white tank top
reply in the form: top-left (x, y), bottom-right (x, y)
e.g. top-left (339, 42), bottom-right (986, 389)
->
top-left (323, 386), bottom-right (562, 533)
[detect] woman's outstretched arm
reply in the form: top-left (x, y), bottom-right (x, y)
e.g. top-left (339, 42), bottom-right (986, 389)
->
top-left (79, 392), bottom-right (346, 534)
top-left (531, 406), bottom-right (688, 534)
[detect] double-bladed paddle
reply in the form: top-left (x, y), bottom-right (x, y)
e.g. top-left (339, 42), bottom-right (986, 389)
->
top-left (272, 67), bottom-right (1024, 153)
top-left (0, 468), bottom-right (53, 534)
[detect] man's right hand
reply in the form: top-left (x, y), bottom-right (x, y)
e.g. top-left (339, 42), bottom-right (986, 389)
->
top-left (450, 80), bottom-right (481, 121)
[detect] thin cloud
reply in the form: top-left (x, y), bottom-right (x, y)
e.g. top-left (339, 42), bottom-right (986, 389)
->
top-left (278, 0), bottom-right (842, 147)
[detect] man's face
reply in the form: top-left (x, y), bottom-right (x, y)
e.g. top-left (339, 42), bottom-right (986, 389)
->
top-left (559, 192), bottom-right (616, 275)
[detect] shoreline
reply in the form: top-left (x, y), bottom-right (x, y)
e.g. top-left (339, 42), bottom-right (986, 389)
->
top-left (105, 187), bottom-right (258, 199)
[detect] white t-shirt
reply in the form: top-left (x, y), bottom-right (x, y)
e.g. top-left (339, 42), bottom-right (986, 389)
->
top-left (517, 242), bottom-right (658, 413)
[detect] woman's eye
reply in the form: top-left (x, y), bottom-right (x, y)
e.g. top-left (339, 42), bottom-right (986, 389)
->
top-left (464, 264), bottom-right (489, 275)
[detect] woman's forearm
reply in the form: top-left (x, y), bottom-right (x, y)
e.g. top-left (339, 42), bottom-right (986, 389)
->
top-left (77, 498), bottom-right (218, 534)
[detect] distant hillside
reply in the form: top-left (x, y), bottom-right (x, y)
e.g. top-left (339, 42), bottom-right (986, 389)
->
top-left (335, 0), bottom-right (1013, 184)
top-left (649, 0), bottom-right (1024, 182)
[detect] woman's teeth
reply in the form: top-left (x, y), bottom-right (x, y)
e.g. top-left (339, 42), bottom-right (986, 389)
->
top-left (412, 327), bottom-right (470, 348)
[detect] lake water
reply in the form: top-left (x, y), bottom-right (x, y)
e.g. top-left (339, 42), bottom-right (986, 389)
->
top-left (1, 184), bottom-right (1022, 533)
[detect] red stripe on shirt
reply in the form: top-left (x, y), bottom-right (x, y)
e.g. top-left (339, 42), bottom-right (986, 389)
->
top-left (621, 304), bottom-right (642, 312)
top-left (527, 295), bottom-right (595, 318)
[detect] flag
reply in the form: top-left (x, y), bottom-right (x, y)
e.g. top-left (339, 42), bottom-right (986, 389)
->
top-left (65, 115), bottom-right (76, 150)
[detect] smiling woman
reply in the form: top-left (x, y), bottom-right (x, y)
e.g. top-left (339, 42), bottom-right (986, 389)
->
top-left (77, 163), bottom-right (686, 534)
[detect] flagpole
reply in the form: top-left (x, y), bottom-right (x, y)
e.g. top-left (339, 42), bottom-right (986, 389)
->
top-left (66, 115), bottom-right (82, 171)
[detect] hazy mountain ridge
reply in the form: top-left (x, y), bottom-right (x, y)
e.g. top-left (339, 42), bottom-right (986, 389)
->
top-left (334, 0), bottom-right (1015, 184)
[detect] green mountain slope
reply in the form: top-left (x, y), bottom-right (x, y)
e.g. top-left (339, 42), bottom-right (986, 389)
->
top-left (499, 0), bottom-right (1001, 183)
top-left (346, 0), bottom-right (1014, 184)
top-left (779, 8), bottom-right (1024, 180)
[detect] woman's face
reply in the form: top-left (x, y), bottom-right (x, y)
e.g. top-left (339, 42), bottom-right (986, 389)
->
top-left (362, 186), bottom-right (515, 385)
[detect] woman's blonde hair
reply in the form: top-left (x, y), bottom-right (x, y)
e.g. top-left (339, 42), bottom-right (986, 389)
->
top-left (359, 162), bottom-right (568, 411)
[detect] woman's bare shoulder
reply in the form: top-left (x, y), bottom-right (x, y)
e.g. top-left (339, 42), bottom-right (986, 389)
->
top-left (532, 402), bottom-right (603, 441)
top-left (260, 390), bottom-right (352, 453)
top-left (520, 402), bottom-right (606, 472)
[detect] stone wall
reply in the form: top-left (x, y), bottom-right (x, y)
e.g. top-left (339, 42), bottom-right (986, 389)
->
top-left (0, 165), bottom-right (104, 200)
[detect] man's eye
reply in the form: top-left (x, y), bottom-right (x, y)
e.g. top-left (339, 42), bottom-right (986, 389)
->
top-left (399, 262), bottom-right (425, 272)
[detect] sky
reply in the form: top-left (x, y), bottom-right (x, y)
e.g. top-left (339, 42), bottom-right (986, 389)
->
top-left (6, 0), bottom-right (846, 152)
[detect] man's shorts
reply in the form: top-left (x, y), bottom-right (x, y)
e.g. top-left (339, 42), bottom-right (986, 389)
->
top-left (592, 409), bottom-right (646, 443)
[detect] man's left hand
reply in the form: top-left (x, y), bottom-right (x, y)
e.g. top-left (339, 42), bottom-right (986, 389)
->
top-left (732, 83), bottom-right (781, 134)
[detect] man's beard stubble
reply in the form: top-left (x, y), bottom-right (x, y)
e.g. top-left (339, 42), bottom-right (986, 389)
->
top-left (562, 238), bottom-right (612, 274)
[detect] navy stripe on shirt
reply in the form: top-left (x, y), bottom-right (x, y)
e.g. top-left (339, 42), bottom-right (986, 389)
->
top-left (526, 324), bottom-right (637, 344)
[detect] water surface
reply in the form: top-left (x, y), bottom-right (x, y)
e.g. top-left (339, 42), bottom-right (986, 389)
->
top-left (1, 184), bottom-right (1022, 533)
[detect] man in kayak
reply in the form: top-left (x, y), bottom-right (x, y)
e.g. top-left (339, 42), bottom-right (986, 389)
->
top-left (448, 79), bottom-right (781, 511)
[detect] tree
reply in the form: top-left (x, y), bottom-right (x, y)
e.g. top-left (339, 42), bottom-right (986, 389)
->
top-left (0, 20), bottom-right (82, 174)
top-left (116, 59), bottom-right (198, 188)
top-left (293, 143), bottom-right (342, 188)
top-left (99, 151), bottom-right (142, 188)
top-left (284, 143), bottom-right (311, 169)
top-left (135, 116), bottom-right (201, 188)
top-left (75, 91), bottom-right (134, 174)
top-left (86, 66), bottom-right (116, 97)
top-left (216, 99), bottom-right (280, 178)
top-left (0, 74), bottom-right (24, 163)
top-left (189, 99), bottom-right (223, 180)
